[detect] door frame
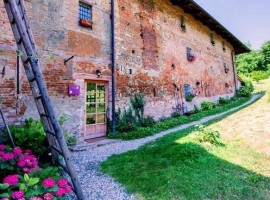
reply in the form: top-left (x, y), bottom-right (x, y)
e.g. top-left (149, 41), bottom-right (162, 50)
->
top-left (84, 80), bottom-right (109, 140)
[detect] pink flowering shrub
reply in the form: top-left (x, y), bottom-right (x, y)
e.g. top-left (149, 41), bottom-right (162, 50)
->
top-left (0, 145), bottom-right (73, 199)
top-left (0, 146), bottom-right (38, 176)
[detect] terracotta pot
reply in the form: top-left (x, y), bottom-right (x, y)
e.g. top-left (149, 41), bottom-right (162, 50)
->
top-left (79, 19), bottom-right (93, 28)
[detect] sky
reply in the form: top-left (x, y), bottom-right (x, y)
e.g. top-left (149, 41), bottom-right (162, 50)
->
top-left (194, 0), bottom-right (270, 50)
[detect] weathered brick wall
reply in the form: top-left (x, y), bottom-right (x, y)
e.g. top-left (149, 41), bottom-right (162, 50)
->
top-left (0, 0), bottom-right (238, 139)
top-left (115, 0), bottom-right (236, 119)
top-left (0, 0), bottom-right (112, 140)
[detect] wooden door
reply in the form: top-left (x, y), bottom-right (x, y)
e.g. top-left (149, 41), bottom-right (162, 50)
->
top-left (85, 82), bottom-right (107, 139)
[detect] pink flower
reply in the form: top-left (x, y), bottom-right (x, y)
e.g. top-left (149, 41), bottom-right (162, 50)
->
top-left (25, 149), bottom-right (32, 155)
top-left (42, 178), bottom-right (55, 188)
top-left (65, 185), bottom-right (72, 193)
top-left (0, 144), bottom-right (6, 151)
top-left (3, 174), bottom-right (19, 186)
top-left (17, 154), bottom-right (38, 173)
top-left (1, 198), bottom-right (9, 200)
top-left (22, 167), bottom-right (30, 173)
top-left (13, 147), bottom-right (22, 156)
top-left (57, 178), bottom-right (68, 188)
top-left (17, 160), bottom-right (26, 167)
top-left (55, 188), bottom-right (66, 197)
top-left (29, 197), bottom-right (42, 200)
top-left (0, 151), bottom-right (4, 156)
top-left (43, 193), bottom-right (54, 200)
top-left (2, 152), bottom-right (14, 161)
top-left (11, 190), bottom-right (24, 199)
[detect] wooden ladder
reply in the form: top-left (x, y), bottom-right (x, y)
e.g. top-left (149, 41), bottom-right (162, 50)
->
top-left (3, 0), bottom-right (84, 199)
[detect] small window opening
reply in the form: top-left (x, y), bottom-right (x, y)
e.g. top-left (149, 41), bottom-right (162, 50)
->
top-left (187, 48), bottom-right (195, 62)
top-left (78, 2), bottom-right (92, 29)
top-left (180, 16), bottom-right (186, 31)
top-left (222, 41), bottom-right (226, 52)
top-left (224, 63), bottom-right (229, 73)
top-left (129, 69), bottom-right (133, 74)
top-left (132, 50), bottom-right (135, 54)
top-left (210, 34), bottom-right (215, 46)
top-left (184, 84), bottom-right (190, 98)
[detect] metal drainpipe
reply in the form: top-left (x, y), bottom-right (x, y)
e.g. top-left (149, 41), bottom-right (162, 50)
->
top-left (231, 50), bottom-right (237, 96)
top-left (111, 0), bottom-right (116, 134)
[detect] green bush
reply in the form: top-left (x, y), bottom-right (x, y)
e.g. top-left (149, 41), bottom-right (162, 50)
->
top-left (6, 118), bottom-right (46, 156)
top-left (64, 133), bottom-right (77, 146)
top-left (251, 71), bottom-right (269, 82)
top-left (141, 116), bottom-right (156, 127)
top-left (116, 107), bottom-right (137, 132)
top-left (195, 125), bottom-right (223, 146)
top-left (109, 97), bottom-right (251, 140)
top-left (218, 97), bottom-right (231, 105)
top-left (130, 94), bottom-right (146, 123)
top-left (171, 112), bottom-right (181, 118)
top-left (201, 102), bottom-right (216, 110)
top-left (237, 86), bottom-right (253, 97)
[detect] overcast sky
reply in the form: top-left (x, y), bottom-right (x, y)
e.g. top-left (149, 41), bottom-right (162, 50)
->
top-left (194, 0), bottom-right (270, 50)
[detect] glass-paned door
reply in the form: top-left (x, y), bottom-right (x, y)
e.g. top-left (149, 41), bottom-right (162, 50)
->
top-left (85, 82), bottom-right (107, 139)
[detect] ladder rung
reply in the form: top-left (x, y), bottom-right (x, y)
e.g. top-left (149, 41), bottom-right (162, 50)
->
top-left (35, 95), bottom-right (42, 100)
top-left (51, 145), bottom-right (64, 156)
top-left (17, 37), bottom-right (22, 44)
top-left (24, 57), bottom-right (31, 64)
top-left (29, 77), bottom-right (36, 82)
top-left (40, 113), bottom-right (49, 118)
top-left (55, 159), bottom-right (69, 174)
top-left (45, 129), bottom-right (56, 137)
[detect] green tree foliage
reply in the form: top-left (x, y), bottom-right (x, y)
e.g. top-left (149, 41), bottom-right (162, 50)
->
top-left (261, 41), bottom-right (270, 67)
top-left (236, 40), bottom-right (270, 81)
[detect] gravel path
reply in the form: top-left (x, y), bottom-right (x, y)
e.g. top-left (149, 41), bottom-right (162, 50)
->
top-left (71, 94), bottom-right (261, 200)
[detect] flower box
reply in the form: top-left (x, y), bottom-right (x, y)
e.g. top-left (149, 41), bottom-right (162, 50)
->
top-left (79, 19), bottom-right (93, 28)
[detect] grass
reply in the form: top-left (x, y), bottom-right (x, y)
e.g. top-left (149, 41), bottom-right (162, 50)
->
top-left (109, 97), bottom-right (251, 140)
top-left (101, 79), bottom-right (270, 199)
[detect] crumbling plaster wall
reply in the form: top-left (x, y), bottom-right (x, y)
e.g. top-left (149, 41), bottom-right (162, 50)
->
top-left (115, 0), bottom-right (236, 119)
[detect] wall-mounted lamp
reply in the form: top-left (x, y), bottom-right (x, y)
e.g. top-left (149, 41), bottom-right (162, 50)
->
top-left (96, 69), bottom-right (101, 78)
top-left (64, 56), bottom-right (74, 65)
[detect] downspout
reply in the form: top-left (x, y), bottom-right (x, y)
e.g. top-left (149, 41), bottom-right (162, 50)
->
top-left (231, 50), bottom-right (237, 96)
top-left (111, 0), bottom-right (116, 134)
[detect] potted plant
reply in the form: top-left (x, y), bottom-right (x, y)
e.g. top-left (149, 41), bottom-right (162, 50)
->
top-left (185, 93), bottom-right (194, 102)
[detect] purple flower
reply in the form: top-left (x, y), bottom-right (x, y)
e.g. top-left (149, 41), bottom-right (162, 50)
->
top-left (13, 147), bottom-right (23, 156)
top-left (57, 178), bottom-right (69, 188)
top-left (0, 144), bottom-right (6, 151)
top-left (2, 152), bottom-right (14, 161)
top-left (3, 174), bottom-right (19, 186)
top-left (42, 178), bottom-right (55, 188)
top-left (11, 190), bottom-right (24, 199)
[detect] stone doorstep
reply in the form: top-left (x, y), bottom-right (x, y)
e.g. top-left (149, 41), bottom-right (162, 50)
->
top-left (69, 137), bottom-right (120, 152)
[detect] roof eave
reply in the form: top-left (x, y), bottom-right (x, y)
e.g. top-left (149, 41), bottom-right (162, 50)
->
top-left (171, 0), bottom-right (250, 54)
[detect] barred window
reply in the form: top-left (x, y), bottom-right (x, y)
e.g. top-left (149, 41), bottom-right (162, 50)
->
top-left (78, 2), bottom-right (92, 28)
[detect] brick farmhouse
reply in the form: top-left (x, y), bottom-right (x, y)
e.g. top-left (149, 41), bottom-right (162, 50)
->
top-left (0, 0), bottom-right (249, 141)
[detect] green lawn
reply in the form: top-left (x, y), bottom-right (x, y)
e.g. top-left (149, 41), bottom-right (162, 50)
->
top-left (101, 79), bottom-right (270, 199)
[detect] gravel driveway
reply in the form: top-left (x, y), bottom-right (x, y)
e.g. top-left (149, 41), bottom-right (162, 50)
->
top-left (71, 94), bottom-right (260, 200)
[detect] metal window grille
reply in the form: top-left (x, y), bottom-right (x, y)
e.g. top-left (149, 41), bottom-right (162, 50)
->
top-left (79, 3), bottom-right (92, 22)
top-left (184, 84), bottom-right (190, 98)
